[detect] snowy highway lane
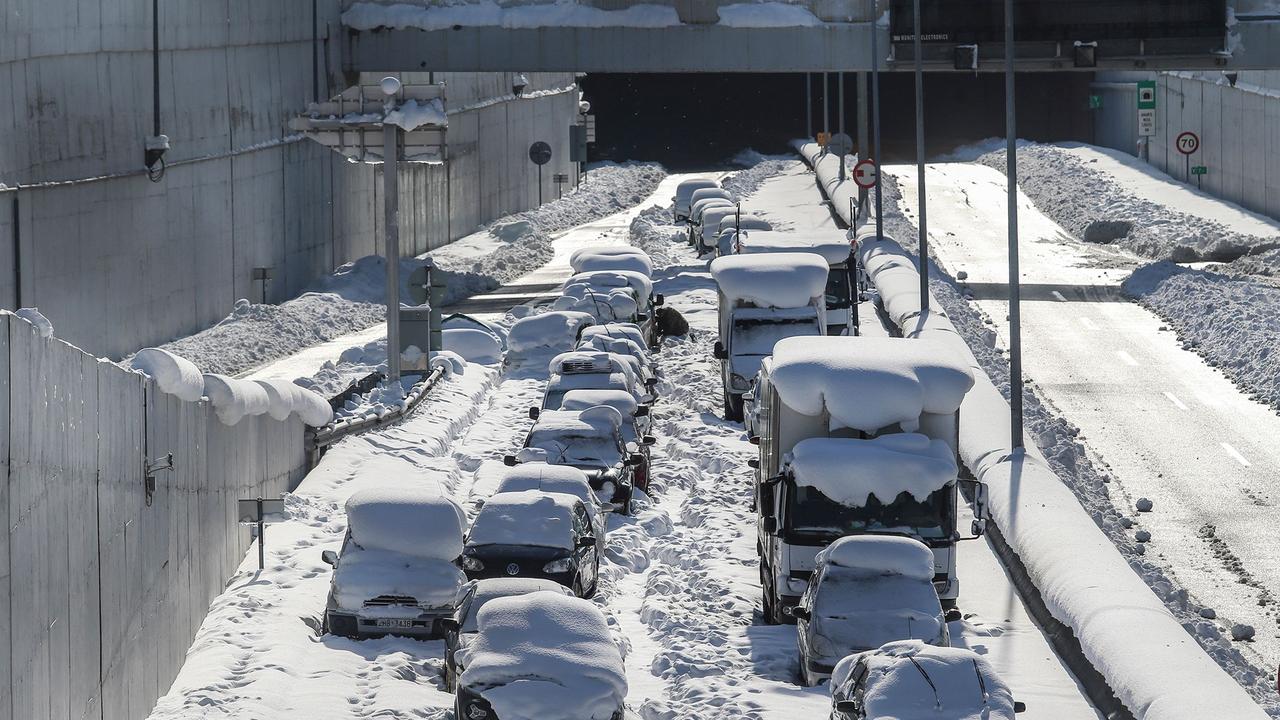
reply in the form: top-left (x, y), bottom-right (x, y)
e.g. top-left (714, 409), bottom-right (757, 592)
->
top-left (894, 161), bottom-right (1280, 674)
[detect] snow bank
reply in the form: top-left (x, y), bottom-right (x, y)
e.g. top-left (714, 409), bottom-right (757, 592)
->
top-left (508, 311), bottom-right (595, 355)
top-left (769, 336), bottom-right (973, 433)
top-left (733, 230), bottom-right (853, 266)
top-left (467, 491), bottom-right (578, 550)
top-left (345, 487), bottom-right (465, 561)
top-left (833, 641), bottom-right (1016, 720)
top-left (461, 592), bottom-right (626, 720)
top-left (817, 535), bottom-right (937, 581)
top-left (383, 98), bottom-right (447, 131)
top-left (855, 232), bottom-right (1271, 720)
top-left (14, 307), bottom-right (53, 338)
top-left (721, 154), bottom-right (792, 198)
top-left (128, 348), bottom-right (205, 402)
top-left (343, 0), bottom-right (679, 31)
top-left (201, 374), bottom-right (270, 426)
top-left (789, 435), bottom-right (956, 508)
top-left (710, 252), bottom-right (828, 309)
top-left (443, 327), bottom-right (503, 365)
top-left (332, 549), bottom-right (464, 611)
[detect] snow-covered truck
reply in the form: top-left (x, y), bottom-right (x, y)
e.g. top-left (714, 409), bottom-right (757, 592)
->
top-left (750, 336), bottom-right (984, 622)
top-left (709, 253), bottom-right (829, 421)
top-left (731, 229), bottom-right (859, 335)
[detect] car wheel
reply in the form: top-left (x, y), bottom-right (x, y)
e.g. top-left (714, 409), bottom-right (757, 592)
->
top-left (724, 391), bottom-right (744, 422)
top-left (762, 585), bottom-right (778, 626)
top-left (617, 487), bottom-right (633, 516)
top-left (444, 663), bottom-right (456, 692)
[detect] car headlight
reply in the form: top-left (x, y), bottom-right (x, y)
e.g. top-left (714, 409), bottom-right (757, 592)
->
top-left (461, 555), bottom-right (484, 571)
top-left (730, 373), bottom-right (751, 391)
top-left (542, 557), bottom-right (573, 573)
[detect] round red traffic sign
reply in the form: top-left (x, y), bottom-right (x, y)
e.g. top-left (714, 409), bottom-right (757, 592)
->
top-left (853, 159), bottom-right (878, 189)
top-left (1176, 131), bottom-right (1200, 156)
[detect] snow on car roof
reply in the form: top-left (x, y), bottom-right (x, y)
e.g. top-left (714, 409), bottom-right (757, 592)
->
top-left (717, 214), bottom-right (771, 232)
top-left (549, 350), bottom-right (625, 375)
top-left (579, 334), bottom-right (650, 364)
top-left (332, 549), bottom-right (465, 612)
top-left (676, 178), bottom-right (719, 198)
top-left (691, 198), bottom-right (734, 220)
top-left (493, 463), bottom-right (601, 523)
top-left (566, 269), bottom-right (653, 301)
top-left (710, 252), bottom-right (829, 309)
top-left (560, 389), bottom-right (638, 415)
top-left (531, 407), bottom-right (624, 435)
top-left (770, 336), bottom-right (974, 432)
top-left (345, 487), bottom-right (465, 561)
top-left (788, 435), bottom-right (957, 508)
top-left (467, 491), bottom-right (581, 550)
top-left (690, 187), bottom-right (731, 202)
top-left (508, 311), bottom-right (595, 355)
top-left (461, 591), bottom-right (627, 720)
top-left (832, 641), bottom-right (1016, 720)
top-left (546, 371), bottom-right (633, 396)
top-left (569, 247), bottom-right (653, 277)
top-left (580, 323), bottom-right (646, 347)
top-left (569, 244), bottom-right (650, 266)
top-left (735, 230), bottom-right (853, 265)
top-left (816, 534), bottom-right (938, 581)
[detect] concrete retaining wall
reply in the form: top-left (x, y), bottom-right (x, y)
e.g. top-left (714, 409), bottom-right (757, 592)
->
top-left (0, 0), bottom-right (578, 358)
top-left (0, 311), bottom-right (309, 720)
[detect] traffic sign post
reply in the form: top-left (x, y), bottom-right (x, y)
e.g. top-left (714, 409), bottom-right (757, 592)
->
top-left (1136, 80), bottom-right (1157, 162)
top-left (553, 172), bottom-right (570, 199)
top-left (1191, 164), bottom-right (1208, 189)
top-left (853, 159), bottom-right (878, 190)
top-left (1176, 131), bottom-right (1200, 183)
top-left (529, 141), bottom-right (552, 205)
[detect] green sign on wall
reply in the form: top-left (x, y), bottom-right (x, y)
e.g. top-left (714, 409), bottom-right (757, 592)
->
top-left (1192, 165), bottom-right (1208, 176)
top-left (1137, 80), bottom-right (1157, 109)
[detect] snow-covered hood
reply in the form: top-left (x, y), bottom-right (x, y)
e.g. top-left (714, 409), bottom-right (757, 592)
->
top-left (833, 641), bottom-right (1016, 720)
top-left (332, 547), bottom-right (465, 612)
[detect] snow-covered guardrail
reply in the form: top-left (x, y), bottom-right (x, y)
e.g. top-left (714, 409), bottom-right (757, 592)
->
top-left (796, 142), bottom-right (1269, 719)
top-left (306, 365), bottom-right (448, 459)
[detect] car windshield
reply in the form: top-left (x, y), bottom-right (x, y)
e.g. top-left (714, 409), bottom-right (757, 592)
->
top-left (529, 433), bottom-right (621, 467)
top-left (825, 267), bottom-right (853, 310)
top-left (786, 483), bottom-right (952, 540)
top-left (732, 316), bottom-right (822, 357)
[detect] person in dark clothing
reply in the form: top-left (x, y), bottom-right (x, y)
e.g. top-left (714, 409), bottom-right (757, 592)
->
top-left (655, 306), bottom-right (689, 339)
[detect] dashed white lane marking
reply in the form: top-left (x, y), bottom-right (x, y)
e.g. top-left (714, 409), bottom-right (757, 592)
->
top-left (1162, 391), bottom-right (1189, 411)
top-left (1078, 317), bottom-right (1098, 330)
top-left (1221, 442), bottom-right (1252, 467)
top-left (1115, 350), bottom-right (1140, 366)
top-left (1051, 290), bottom-right (1068, 302)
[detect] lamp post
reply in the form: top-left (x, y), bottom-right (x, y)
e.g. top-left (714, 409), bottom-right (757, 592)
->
top-left (381, 76), bottom-right (402, 386)
top-left (1005, 0), bottom-right (1024, 450)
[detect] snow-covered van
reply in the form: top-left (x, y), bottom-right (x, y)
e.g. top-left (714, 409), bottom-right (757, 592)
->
top-left (750, 336), bottom-right (983, 621)
top-left (673, 178), bottom-right (720, 222)
top-left (321, 488), bottom-right (467, 639)
top-left (568, 245), bottom-right (654, 278)
top-left (696, 205), bottom-right (739, 254)
top-left (709, 253), bottom-right (828, 421)
top-left (688, 197), bottom-right (735, 243)
top-left (731, 230), bottom-right (858, 335)
top-left (793, 535), bottom-right (949, 686)
top-left (712, 213), bottom-right (772, 257)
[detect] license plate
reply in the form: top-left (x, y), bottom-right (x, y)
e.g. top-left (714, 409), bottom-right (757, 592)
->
top-left (375, 618), bottom-right (415, 629)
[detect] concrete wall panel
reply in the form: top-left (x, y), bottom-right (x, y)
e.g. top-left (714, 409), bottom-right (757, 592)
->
top-left (0, 314), bottom-right (9, 720)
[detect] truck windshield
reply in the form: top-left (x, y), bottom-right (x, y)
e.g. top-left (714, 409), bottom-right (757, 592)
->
top-left (785, 483), bottom-right (952, 541)
top-left (731, 317), bottom-right (822, 357)
top-left (825, 267), bottom-right (853, 310)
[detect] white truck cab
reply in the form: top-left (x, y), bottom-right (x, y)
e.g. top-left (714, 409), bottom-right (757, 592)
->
top-left (709, 253), bottom-right (829, 421)
top-left (731, 230), bottom-right (859, 335)
top-left (751, 336), bottom-right (985, 622)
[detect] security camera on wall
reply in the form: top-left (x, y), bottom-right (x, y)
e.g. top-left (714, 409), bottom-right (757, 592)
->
top-left (513, 73), bottom-right (529, 97)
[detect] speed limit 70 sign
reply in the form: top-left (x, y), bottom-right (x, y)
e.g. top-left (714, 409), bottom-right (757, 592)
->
top-left (1176, 131), bottom-right (1200, 156)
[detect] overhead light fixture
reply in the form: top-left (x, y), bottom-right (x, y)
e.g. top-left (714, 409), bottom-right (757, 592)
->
top-left (1074, 41), bottom-right (1098, 68)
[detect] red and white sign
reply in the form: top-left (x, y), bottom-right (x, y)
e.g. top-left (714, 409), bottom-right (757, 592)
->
top-left (1176, 131), bottom-right (1200, 155)
top-left (853, 160), bottom-right (878, 189)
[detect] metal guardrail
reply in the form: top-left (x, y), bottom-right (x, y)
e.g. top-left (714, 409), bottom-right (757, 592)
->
top-left (304, 365), bottom-right (448, 464)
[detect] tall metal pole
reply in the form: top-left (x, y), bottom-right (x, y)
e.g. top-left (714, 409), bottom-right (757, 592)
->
top-left (806, 73), bottom-right (813, 139)
top-left (872, 19), bottom-right (883, 239)
top-left (856, 72), bottom-right (870, 219)
top-left (913, 0), bottom-right (929, 312)
top-left (822, 72), bottom-right (830, 139)
top-left (1005, 0), bottom-right (1024, 450)
top-left (383, 122), bottom-right (402, 385)
top-left (838, 72), bottom-right (845, 137)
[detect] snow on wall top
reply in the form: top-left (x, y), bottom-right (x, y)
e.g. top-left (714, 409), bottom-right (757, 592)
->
top-left (345, 487), bottom-right (466, 561)
top-left (344, 1), bottom-right (681, 31)
top-left (383, 98), bottom-right (447, 130)
top-left (508, 311), bottom-right (595, 355)
top-left (467, 491), bottom-right (580, 550)
top-left (832, 641), bottom-right (1016, 720)
top-left (461, 591), bottom-right (626, 720)
top-left (788, 435), bottom-right (956, 508)
top-left (816, 534), bottom-right (937, 581)
top-left (734, 230), bottom-right (853, 265)
top-left (718, 2), bottom-right (823, 27)
top-left (710, 252), bottom-right (829, 309)
top-left (770, 336), bottom-right (973, 432)
top-left (129, 348), bottom-right (205, 402)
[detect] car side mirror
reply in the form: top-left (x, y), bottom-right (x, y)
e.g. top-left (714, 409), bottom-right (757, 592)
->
top-left (761, 517), bottom-right (778, 533)
top-left (577, 536), bottom-right (597, 548)
top-left (628, 453), bottom-right (645, 467)
top-left (654, 294), bottom-right (665, 306)
top-left (1014, 702), bottom-right (1027, 714)
top-left (834, 700), bottom-right (858, 714)
top-left (944, 608), bottom-right (963, 623)
top-left (633, 406), bottom-right (650, 417)
top-left (971, 518), bottom-right (987, 538)
top-left (642, 435), bottom-right (656, 446)
top-left (528, 407), bottom-right (540, 420)
top-left (748, 436), bottom-right (760, 446)
top-left (712, 341), bottom-right (728, 360)
top-left (747, 458), bottom-right (759, 469)
top-left (503, 454), bottom-right (518, 467)
top-left (321, 550), bottom-right (339, 567)
top-left (644, 377), bottom-right (658, 389)
top-left (790, 606), bottom-right (811, 621)
top-left (439, 617), bottom-right (460, 633)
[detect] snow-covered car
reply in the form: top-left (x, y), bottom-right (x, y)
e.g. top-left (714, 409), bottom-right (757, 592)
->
top-left (578, 334), bottom-right (655, 382)
top-left (508, 406), bottom-right (642, 513)
top-left (556, 389), bottom-right (655, 495)
top-left (489, 461), bottom-right (609, 536)
top-left (460, 490), bottom-right (601, 597)
top-left (714, 214), bottom-right (773, 257)
top-left (541, 351), bottom-right (655, 412)
top-left (569, 245), bottom-right (654, 277)
top-left (320, 487), bottom-right (467, 639)
top-left (554, 285), bottom-right (640, 325)
top-left (697, 206), bottom-right (740, 254)
top-left (673, 178), bottom-right (720, 222)
top-left (455, 591), bottom-right (629, 720)
top-left (580, 322), bottom-right (655, 357)
top-left (829, 640), bottom-right (1024, 719)
top-left (507, 310), bottom-right (596, 360)
top-left (442, 578), bottom-right (575, 691)
top-left (561, 270), bottom-right (661, 344)
top-left (792, 536), bottom-right (949, 686)
top-left (688, 198), bottom-right (735, 244)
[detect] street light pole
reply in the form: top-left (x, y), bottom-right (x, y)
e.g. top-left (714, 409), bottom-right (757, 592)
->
top-left (872, 16), bottom-right (883, 240)
top-left (1005, 0), bottom-right (1024, 450)
top-left (381, 77), bottom-right (402, 386)
top-left (913, 0), bottom-right (929, 313)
